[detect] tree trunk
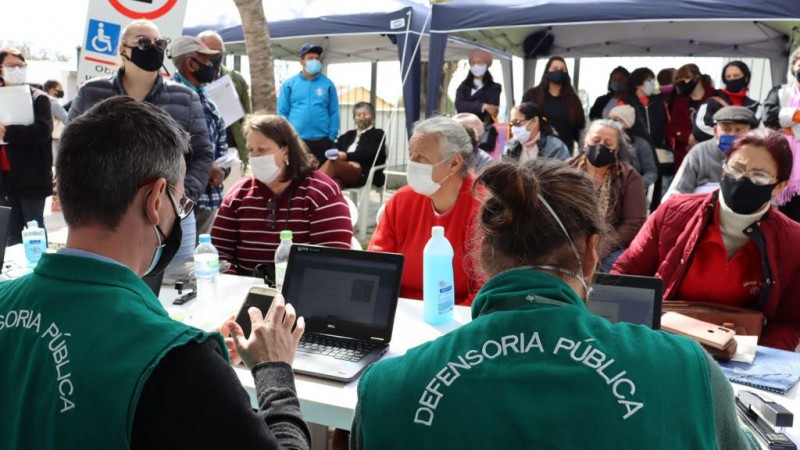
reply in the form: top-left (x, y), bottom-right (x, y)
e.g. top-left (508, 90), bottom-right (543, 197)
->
top-left (233, 0), bottom-right (277, 113)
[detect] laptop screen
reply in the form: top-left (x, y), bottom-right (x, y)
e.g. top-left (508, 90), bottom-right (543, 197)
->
top-left (587, 273), bottom-right (663, 329)
top-left (283, 245), bottom-right (404, 341)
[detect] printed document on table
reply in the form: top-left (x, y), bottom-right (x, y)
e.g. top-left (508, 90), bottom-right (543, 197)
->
top-left (206, 75), bottom-right (245, 128)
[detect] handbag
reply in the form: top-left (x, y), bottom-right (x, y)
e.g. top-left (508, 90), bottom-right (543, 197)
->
top-left (662, 301), bottom-right (765, 337)
top-left (478, 113), bottom-right (498, 152)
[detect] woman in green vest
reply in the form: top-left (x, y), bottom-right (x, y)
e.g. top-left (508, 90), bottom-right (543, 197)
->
top-left (351, 158), bottom-right (757, 449)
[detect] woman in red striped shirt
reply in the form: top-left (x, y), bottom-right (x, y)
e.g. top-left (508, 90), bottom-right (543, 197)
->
top-left (211, 114), bottom-right (353, 277)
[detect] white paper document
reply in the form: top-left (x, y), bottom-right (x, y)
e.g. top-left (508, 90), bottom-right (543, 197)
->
top-left (214, 149), bottom-right (240, 169)
top-left (205, 75), bottom-right (245, 128)
top-left (0, 85), bottom-right (34, 126)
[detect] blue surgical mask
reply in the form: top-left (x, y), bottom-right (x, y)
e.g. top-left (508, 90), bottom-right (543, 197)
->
top-left (718, 134), bottom-right (737, 154)
top-left (305, 59), bottom-right (322, 75)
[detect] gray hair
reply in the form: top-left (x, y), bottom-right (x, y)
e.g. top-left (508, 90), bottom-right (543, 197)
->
top-left (197, 30), bottom-right (226, 52)
top-left (581, 119), bottom-right (634, 163)
top-left (57, 96), bottom-right (188, 230)
top-left (412, 116), bottom-right (474, 177)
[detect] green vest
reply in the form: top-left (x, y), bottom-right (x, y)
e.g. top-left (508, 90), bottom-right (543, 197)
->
top-left (0, 254), bottom-right (225, 449)
top-left (356, 269), bottom-right (717, 449)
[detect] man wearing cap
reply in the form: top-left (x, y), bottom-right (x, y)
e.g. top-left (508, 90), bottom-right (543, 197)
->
top-left (278, 43), bottom-right (340, 165)
top-left (609, 104), bottom-right (658, 191)
top-left (169, 36), bottom-right (230, 236)
top-left (198, 30), bottom-right (252, 170)
top-left (664, 106), bottom-right (755, 199)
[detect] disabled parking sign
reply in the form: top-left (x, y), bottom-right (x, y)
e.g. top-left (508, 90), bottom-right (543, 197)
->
top-left (77, 0), bottom-right (188, 85)
top-left (85, 19), bottom-right (121, 56)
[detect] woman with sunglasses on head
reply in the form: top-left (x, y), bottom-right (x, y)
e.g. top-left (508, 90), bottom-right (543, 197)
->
top-left (0, 48), bottom-right (53, 246)
top-left (614, 128), bottom-right (800, 351)
top-left (68, 19), bottom-right (214, 275)
top-left (503, 101), bottom-right (570, 162)
top-left (211, 114), bottom-right (352, 277)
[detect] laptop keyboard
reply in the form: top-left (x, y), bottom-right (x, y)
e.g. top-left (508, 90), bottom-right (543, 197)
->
top-left (297, 334), bottom-right (379, 362)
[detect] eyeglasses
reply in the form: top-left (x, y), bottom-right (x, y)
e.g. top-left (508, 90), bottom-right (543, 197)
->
top-left (723, 163), bottom-right (777, 186)
top-left (509, 118), bottom-right (531, 127)
top-left (2, 62), bottom-right (26, 70)
top-left (167, 184), bottom-right (195, 219)
top-left (266, 198), bottom-right (278, 230)
top-left (126, 37), bottom-right (169, 51)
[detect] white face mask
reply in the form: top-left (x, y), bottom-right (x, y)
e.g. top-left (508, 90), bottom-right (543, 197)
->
top-left (470, 64), bottom-right (487, 77)
top-left (642, 79), bottom-right (656, 96)
top-left (3, 67), bottom-right (27, 86)
top-left (511, 123), bottom-right (532, 143)
top-left (250, 153), bottom-right (283, 184)
top-left (406, 157), bottom-right (452, 196)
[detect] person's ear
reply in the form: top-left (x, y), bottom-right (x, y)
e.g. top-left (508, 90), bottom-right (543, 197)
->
top-left (528, 117), bottom-right (539, 132)
top-left (144, 178), bottom-right (167, 225)
top-left (451, 153), bottom-right (463, 175)
top-left (772, 180), bottom-right (789, 199)
top-left (583, 234), bottom-right (600, 278)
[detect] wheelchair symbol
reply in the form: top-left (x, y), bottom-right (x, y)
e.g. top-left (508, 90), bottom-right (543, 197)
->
top-left (92, 23), bottom-right (113, 53)
top-left (85, 19), bottom-right (121, 56)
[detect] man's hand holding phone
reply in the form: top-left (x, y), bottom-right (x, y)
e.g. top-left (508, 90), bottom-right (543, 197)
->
top-left (226, 293), bottom-right (305, 367)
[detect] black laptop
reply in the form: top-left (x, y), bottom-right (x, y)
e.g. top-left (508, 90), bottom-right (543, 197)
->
top-left (587, 273), bottom-right (663, 329)
top-left (281, 244), bottom-right (404, 382)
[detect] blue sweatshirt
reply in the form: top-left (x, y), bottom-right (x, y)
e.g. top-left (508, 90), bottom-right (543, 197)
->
top-left (278, 72), bottom-right (339, 141)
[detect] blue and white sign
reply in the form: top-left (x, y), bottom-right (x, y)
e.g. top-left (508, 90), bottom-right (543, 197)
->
top-left (85, 19), bottom-right (121, 56)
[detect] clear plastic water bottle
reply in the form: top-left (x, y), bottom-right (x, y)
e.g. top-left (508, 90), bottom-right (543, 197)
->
top-left (274, 230), bottom-right (293, 291)
top-left (423, 226), bottom-right (454, 325)
top-left (22, 220), bottom-right (47, 266)
top-left (194, 233), bottom-right (219, 290)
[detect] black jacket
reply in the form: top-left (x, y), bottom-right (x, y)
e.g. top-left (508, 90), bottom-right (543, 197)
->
top-left (454, 81), bottom-right (502, 118)
top-left (589, 92), bottom-right (616, 120)
top-left (335, 127), bottom-right (387, 187)
top-left (4, 87), bottom-right (53, 198)
top-left (692, 91), bottom-right (760, 142)
top-left (763, 85), bottom-right (792, 130)
top-left (68, 70), bottom-right (213, 201)
top-left (620, 93), bottom-right (669, 149)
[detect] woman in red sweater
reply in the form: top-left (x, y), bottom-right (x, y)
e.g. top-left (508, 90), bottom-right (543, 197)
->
top-left (613, 128), bottom-right (800, 351)
top-left (369, 117), bottom-right (484, 305)
top-left (211, 114), bottom-right (352, 278)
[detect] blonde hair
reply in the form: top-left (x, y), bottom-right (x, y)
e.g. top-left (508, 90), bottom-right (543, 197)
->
top-left (120, 19), bottom-right (159, 48)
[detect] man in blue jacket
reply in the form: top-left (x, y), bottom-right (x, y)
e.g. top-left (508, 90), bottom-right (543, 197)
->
top-left (278, 43), bottom-right (339, 165)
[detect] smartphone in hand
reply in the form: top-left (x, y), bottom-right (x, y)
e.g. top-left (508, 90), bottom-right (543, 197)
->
top-left (235, 286), bottom-right (277, 338)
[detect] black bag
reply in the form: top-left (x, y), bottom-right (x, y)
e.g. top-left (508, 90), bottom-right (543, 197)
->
top-left (478, 112), bottom-right (498, 152)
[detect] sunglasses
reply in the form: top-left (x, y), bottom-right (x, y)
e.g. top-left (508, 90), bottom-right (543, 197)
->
top-left (127, 36), bottom-right (169, 51)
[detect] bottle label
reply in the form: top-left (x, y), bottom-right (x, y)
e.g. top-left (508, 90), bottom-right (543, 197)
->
top-left (275, 262), bottom-right (288, 288)
top-left (194, 256), bottom-right (219, 278)
top-left (437, 280), bottom-right (454, 314)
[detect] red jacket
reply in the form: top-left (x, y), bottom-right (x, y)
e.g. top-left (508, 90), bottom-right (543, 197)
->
top-left (612, 192), bottom-right (800, 350)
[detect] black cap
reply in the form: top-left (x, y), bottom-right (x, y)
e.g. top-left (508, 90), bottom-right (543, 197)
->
top-left (713, 106), bottom-right (755, 125)
top-left (299, 43), bottom-right (323, 58)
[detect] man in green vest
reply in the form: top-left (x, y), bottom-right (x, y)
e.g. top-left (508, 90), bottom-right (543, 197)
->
top-left (0, 96), bottom-right (309, 449)
top-left (351, 158), bottom-right (758, 449)
top-left (198, 30), bottom-right (253, 170)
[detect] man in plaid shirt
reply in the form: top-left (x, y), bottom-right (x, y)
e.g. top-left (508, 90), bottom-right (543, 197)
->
top-left (169, 36), bottom-right (230, 236)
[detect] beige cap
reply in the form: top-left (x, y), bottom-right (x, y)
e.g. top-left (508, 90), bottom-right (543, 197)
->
top-left (168, 36), bottom-right (220, 59)
top-left (609, 104), bottom-right (636, 129)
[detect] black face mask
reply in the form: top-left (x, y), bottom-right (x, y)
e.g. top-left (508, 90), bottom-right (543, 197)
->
top-left (585, 144), bottom-right (617, 168)
top-left (192, 60), bottom-right (216, 84)
top-left (795, 71), bottom-right (800, 83)
top-left (54, 90), bottom-right (64, 99)
top-left (142, 211), bottom-right (183, 279)
top-left (124, 46), bottom-right (165, 72)
top-left (547, 70), bottom-right (567, 85)
top-left (723, 77), bottom-right (748, 93)
top-left (720, 175), bottom-right (776, 215)
top-left (678, 79), bottom-right (698, 96)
